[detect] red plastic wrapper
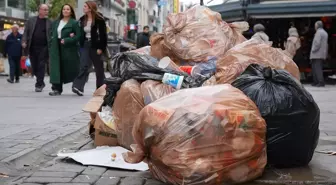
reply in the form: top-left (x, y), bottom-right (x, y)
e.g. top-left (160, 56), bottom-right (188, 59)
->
top-left (124, 85), bottom-right (267, 185)
top-left (112, 79), bottom-right (144, 150)
top-left (140, 80), bottom-right (176, 105)
top-left (216, 39), bottom-right (300, 84)
top-left (163, 6), bottom-right (246, 62)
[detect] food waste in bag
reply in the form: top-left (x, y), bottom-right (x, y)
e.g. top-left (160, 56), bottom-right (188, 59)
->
top-left (124, 85), bottom-right (267, 185)
top-left (232, 64), bottom-right (320, 167)
top-left (112, 79), bottom-right (145, 150)
top-left (163, 5), bottom-right (246, 62)
top-left (215, 39), bottom-right (300, 84)
top-left (140, 80), bottom-right (176, 105)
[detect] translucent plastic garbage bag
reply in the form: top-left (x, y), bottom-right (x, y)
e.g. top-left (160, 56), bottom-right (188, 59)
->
top-left (112, 79), bottom-right (145, 150)
top-left (215, 39), bottom-right (300, 84)
top-left (124, 85), bottom-right (267, 185)
top-left (163, 5), bottom-right (246, 62)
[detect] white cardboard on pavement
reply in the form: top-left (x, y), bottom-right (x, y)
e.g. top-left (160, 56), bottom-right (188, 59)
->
top-left (57, 146), bottom-right (149, 171)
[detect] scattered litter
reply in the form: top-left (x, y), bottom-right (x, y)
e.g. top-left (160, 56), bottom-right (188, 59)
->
top-left (57, 146), bottom-right (148, 171)
top-left (316, 150), bottom-right (336, 155)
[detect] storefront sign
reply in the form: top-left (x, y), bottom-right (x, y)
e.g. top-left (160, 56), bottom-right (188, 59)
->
top-left (173, 0), bottom-right (179, 13)
top-left (115, 0), bottom-right (125, 7)
top-left (158, 0), bottom-right (167, 6)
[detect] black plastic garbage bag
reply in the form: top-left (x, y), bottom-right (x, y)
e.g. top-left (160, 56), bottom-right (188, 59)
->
top-left (232, 64), bottom-right (320, 168)
top-left (104, 52), bottom-right (209, 106)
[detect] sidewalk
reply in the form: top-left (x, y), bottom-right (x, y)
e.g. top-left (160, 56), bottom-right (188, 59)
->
top-left (3, 84), bottom-right (336, 185)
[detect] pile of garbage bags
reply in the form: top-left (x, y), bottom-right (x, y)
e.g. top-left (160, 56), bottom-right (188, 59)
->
top-left (83, 5), bottom-right (320, 185)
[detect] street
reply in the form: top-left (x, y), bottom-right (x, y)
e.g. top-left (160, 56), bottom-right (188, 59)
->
top-left (1, 76), bottom-right (336, 185)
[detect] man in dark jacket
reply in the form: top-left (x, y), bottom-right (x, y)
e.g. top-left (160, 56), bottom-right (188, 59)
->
top-left (136, 26), bottom-right (150, 49)
top-left (22, 4), bottom-right (52, 92)
top-left (5, 24), bottom-right (22, 83)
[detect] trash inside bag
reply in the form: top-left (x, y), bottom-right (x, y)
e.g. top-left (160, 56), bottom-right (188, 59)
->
top-left (104, 52), bottom-right (210, 106)
top-left (215, 39), bottom-right (300, 84)
top-left (150, 33), bottom-right (180, 64)
top-left (231, 64), bottom-right (320, 167)
top-left (124, 85), bottom-right (267, 185)
top-left (140, 80), bottom-right (176, 105)
top-left (97, 106), bottom-right (115, 130)
top-left (163, 5), bottom-right (246, 62)
top-left (112, 79), bottom-right (144, 150)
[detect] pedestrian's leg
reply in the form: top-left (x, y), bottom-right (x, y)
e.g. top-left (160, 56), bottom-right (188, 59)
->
top-left (34, 47), bottom-right (47, 92)
top-left (50, 83), bottom-right (62, 96)
top-left (91, 49), bottom-right (106, 89)
top-left (29, 49), bottom-right (39, 87)
top-left (316, 59), bottom-right (325, 86)
top-left (14, 56), bottom-right (21, 82)
top-left (7, 56), bottom-right (14, 83)
top-left (311, 60), bottom-right (318, 85)
top-left (72, 43), bottom-right (92, 95)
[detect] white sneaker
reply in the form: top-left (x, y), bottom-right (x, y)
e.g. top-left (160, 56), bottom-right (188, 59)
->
top-left (329, 75), bottom-right (336, 79)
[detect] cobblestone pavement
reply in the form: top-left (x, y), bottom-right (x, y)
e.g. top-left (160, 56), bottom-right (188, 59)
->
top-left (0, 76), bottom-right (96, 164)
top-left (2, 80), bottom-right (336, 185)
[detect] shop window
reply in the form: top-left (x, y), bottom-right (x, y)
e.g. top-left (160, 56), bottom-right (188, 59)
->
top-left (0, 0), bottom-right (5, 8)
top-left (8, 0), bottom-right (25, 10)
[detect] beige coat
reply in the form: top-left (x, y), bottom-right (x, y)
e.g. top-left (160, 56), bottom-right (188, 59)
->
top-left (285, 36), bottom-right (301, 59)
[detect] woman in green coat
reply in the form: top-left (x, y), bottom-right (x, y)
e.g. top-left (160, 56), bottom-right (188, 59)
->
top-left (49, 4), bottom-right (81, 96)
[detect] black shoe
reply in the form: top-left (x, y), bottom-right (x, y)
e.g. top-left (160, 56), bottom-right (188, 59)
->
top-left (72, 87), bottom-right (84, 96)
top-left (49, 91), bottom-right (61, 96)
top-left (35, 84), bottom-right (45, 92)
top-left (15, 79), bottom-right (20, 83)
top-left (7, 79), bottom-right (14, 83)
top-left (316, 84), bottom-right (325, 87)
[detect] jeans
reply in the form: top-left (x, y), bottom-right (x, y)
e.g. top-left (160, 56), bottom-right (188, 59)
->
top-left (73, 41), bottom-right (105, 92)
top-left (30, 46), bottom-right (48, 88)
top-left (8, 56), bottom-right (21, 81)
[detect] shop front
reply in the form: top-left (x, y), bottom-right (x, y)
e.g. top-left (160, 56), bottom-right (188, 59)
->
top-left (209, 0), bottom-right (336, 80)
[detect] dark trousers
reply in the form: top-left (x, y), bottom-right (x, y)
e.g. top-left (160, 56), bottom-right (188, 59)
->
top-left (311, 59), bottom-right (325, 85)
top-left (73, 41), bottom-right (105, 92)
top-left (8, 56), bottom-right (21, 81)
top-left (30, 46), bottom-right (48, 88)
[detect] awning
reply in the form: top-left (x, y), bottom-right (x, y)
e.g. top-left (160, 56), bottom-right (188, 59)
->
top-left (247, 0), bottom-right (336, 19)
top-left (208, 2), bottom-right (245, 22)
top-left (111, 0), bottom-right (127, 14)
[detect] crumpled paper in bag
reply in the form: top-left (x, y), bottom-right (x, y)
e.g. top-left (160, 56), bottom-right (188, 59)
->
top-left (163, 5), bottom-right (246, 62)
top-left (216, 39), bottom-right (300, 84)
top-left (124, 85), bottom-right (267, 185)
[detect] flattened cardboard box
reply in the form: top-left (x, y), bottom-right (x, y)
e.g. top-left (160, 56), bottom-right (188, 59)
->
top-left (94, 113), bottom-right (118, 147)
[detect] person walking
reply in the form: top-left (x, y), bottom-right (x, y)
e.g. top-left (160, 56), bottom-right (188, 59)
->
top-left (72, 1), bottom-right (107, 96)
top-left (5, 24), bottom-right (22, 83)
top-left (310, 21), bottom-right (328, 87)
top-left (251, 24), bottom-right (271, 45)
top-left (22, 4), bottom-right (52, 92)
top-left (285, 27), bottom-right (301, 59)
top-left (49, 4), bottom-right (81, 96)
top-left (136, 26), bottom-right (150, 49)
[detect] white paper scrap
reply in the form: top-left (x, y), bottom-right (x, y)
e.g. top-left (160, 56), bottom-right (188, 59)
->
top-left (57, 146), bottom-right (148, 171)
